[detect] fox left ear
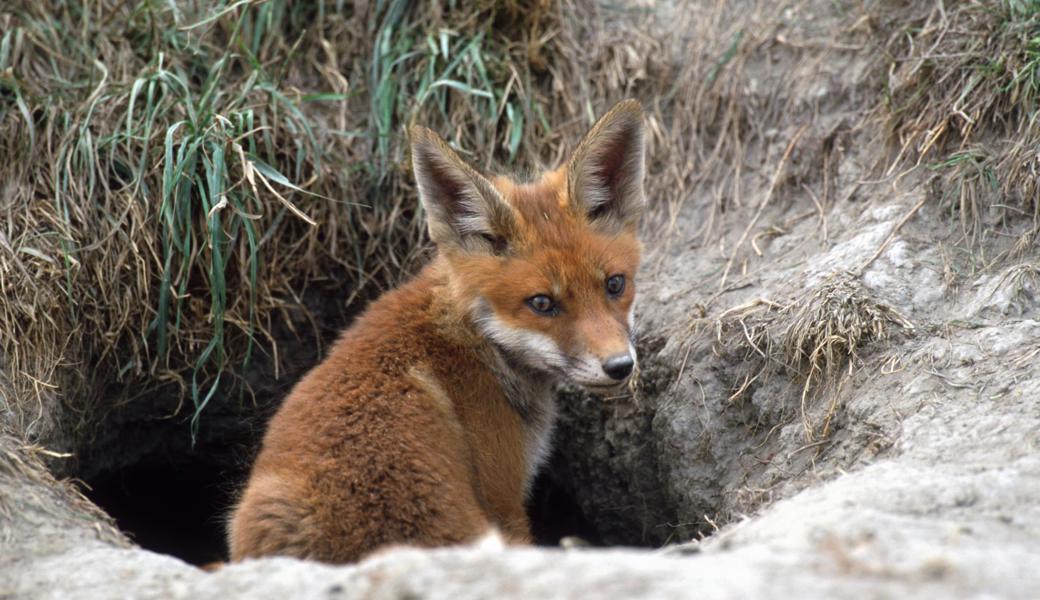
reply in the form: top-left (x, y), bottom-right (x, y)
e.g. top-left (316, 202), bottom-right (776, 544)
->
top-left (566, 100), bottom-right (646, 233)
top-left (410, 127), bottom-right (516, 255)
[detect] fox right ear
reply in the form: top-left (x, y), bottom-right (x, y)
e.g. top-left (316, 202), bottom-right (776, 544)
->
top-left (566, 100), bottom-right (646, 234)
top-left (410, 127), bottom-right (516, 255)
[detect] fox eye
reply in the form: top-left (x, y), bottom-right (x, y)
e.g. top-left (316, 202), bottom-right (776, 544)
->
top-left (606, 274), bottom-right (625, 297)
top-left (526, 295), bottom-right (558, 316)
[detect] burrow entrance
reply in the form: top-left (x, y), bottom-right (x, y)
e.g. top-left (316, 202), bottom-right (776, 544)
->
top-left (79, 413), bottom-right (606, 565)
top-left (75, 291), bottom-right (610, 565)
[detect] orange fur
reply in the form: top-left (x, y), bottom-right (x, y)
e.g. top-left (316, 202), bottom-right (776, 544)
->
top-left (228, 100), bottom-right (646, 563)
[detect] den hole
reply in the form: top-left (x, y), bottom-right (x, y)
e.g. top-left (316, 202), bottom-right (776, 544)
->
top-left (80, 424), bottom-right (608, 565)
top-left (83, 448), bottom-right (233, 566)
top-left (75, 285), bottom-right (618, 565)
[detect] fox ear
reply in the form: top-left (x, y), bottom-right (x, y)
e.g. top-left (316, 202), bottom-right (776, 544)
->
top-left (567, 100), bottom-right (646, 232)
top-left (411, 127), bottom-right (515, 255)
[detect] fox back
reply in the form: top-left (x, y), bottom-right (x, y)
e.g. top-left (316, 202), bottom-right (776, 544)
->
top-left (228, 100), bottom-right (646, 563)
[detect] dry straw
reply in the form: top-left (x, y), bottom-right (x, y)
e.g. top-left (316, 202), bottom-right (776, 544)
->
top-left (0, 0), bottom-right (772, 446)
top-left (879, 0), bottom-right (1040, 249)
top-left (715, 271), bottom-right (913, 441)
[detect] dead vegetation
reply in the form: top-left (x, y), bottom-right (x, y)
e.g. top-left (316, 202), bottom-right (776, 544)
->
top-left (989, 261), bottom-right (1040, 313)
top-left (878, 0), bottom-right (1040, 249)
top-left (0, 0), bottom-right (794, 448)
top-left (0, 1), bottom-right (416, 442)
top-left (714, 271), bottom-right (913, 441)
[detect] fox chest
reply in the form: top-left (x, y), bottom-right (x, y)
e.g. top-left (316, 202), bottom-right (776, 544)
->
top-left (418, 345), bottom-right (560, 510)
top-left (521, 393), bottom-right (558, 494)
top-left (457, 378), bottom-right (558, 501)
top-left (500, 376), bottom-right (558, 496)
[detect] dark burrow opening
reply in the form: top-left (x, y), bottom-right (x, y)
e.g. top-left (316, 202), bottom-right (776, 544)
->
top-left (81, 438), bottom-right (604, 566)
top-left (77, 388), bottom-right (276, 566)
top-left (75, 285), bottom-right (611, 565)
top-left (84, 448), bottom-right (235, 566)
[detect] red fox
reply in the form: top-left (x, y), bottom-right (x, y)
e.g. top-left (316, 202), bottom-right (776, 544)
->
top-left (227, 100), bottom-right (646, 563)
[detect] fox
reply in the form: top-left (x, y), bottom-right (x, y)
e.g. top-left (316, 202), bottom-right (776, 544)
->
top-left (227, 99), bottom-right (646, 563)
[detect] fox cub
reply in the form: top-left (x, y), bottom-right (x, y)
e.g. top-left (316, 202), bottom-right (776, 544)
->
top-left (228, 100), bottom-right (646, 563)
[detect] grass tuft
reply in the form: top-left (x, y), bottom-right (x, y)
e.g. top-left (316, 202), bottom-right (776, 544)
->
top-left (1, 0), bottom-right (787, 448)
top-left (715, 272), bottom-right (913, 441)
top-left (879, 0), bottom-right (1040, 246)
top-left (0, 1), bottom-right (423, 444)
top-left (993, 261), bottom-right (1040, 310)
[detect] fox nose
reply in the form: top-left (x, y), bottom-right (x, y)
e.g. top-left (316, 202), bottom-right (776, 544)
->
top-left (602, 354), bottom-right (634, 381)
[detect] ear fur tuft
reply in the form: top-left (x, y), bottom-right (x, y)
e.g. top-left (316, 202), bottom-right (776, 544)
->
top-left (566, 100), bottom-right (646, 232)
top-left (410, 127), bottom-right (515, 254)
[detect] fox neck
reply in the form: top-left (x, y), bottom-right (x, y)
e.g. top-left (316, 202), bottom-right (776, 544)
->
top-left (486, 342), bottom-right (558, 495)
top-left (467, 296), bottom-right (558, 433)
top-left (427, 258), bottom-right (560, 489)
top-left (483, 333), bottom-right (557, 425)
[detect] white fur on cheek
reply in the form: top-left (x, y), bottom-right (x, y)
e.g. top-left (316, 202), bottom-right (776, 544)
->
top-left (565, 352), bottom-right (624, 388)
top-left (471, 300), bottom-right (568, 372)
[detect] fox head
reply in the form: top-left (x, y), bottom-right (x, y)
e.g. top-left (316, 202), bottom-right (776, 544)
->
top-left (411, 100), bottom-right (645, 393)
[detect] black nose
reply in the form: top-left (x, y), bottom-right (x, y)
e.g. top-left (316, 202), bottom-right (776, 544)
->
top-left (602, 354), bottom-right (634, 380)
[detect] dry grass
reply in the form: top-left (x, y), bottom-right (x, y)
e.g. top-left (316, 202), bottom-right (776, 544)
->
top-left (4, 0), bottom-right (1030, 452)
top-left (0, 0), bottom-right (792, 448)
top-left (878, 0), bottom-right (1040, 248)
top-left (715, 271), bottom-right (913, 440)
top-left (0, 1), bottom-right (412, 443)
top-left (993, 261), bottom-right (1040, 309)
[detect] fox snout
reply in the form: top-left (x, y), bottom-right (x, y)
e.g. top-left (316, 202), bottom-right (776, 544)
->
top-left (602, 353), bottom-right (635, 381)
top-left (562, 322), bottom-right (638, 391)
top-left (565, 314), bottom-right (638, 390)
top-left (576, 345), bottom-right (637, 391)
